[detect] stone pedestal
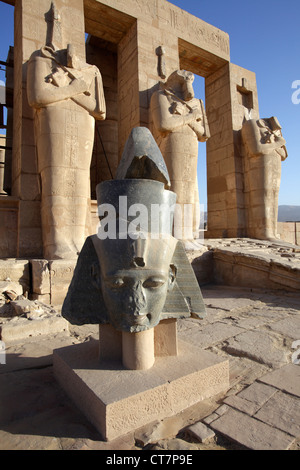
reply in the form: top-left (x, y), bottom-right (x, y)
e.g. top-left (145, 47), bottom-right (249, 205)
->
top-left (99, 319), bottom-right (178, 371)
top-left (53, 338), bottom-right (229, 441)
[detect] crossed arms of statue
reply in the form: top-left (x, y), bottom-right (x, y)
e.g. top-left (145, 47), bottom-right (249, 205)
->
top-left (151, 89), bottom-right (209, 142)
top-left (27, 50), bottom-right (106, 121)
top-left (242, 118), bottom-right (287, 160)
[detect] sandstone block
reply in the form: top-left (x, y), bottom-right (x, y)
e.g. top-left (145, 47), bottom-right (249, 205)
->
top-left (254, 391), bottom-right (300, 438)
top-left (186, 421), bottom-right (215, 443)
top-left (258, 364), bottom-right (300, 398)
top-left (210, 407), bottom-right (295, 450)
top-left (0, 280), bottom-right (23, 298)
top-left (31, 260), bottom-right (50, 295)
top-left (224, 330), bottom-right (289, 369)
top-left (223, 394), bottom-right (259, 416)
top-left (267, 317), bottom-right (300, 341)
top-left (237, 382), bottom-right (277, 408)
top-left (53, 340), bottom-right (229, 441)
top-left (49, 260), bottom-right (76, 306)
top-left (0, 259), bottom-right (30, 293)
top-left (1, 316), bottom-right (69, 342)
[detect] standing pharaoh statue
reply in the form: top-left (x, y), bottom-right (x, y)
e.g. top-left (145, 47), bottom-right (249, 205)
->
top-left (241, 117), bottom-right (287, 240)
top-left (27, 2), bottom-right (106, 260)
top-left (150, 70), bottom-right (210, 240)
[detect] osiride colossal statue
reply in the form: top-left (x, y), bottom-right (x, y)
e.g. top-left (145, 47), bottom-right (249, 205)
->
top-left (241, 116), bottom-right (287, 240)
top-left (151, 70), bottom-right (210, 240)
top-left (27, 2), bottom-right (106, 260)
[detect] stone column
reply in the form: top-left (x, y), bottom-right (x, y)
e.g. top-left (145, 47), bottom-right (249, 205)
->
top-left (122, 329), bottom-right (155, 371)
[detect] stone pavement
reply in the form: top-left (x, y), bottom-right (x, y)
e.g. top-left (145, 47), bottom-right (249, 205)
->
top-left (0, 281), bottom-right (299, 451)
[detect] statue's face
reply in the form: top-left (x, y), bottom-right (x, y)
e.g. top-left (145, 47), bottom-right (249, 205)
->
top-left (101, 265), bottom-right (176, 333)
top-left (182, 76), bottom-right (195, 101)
top-left (168, 70), bottom-right (195, 101)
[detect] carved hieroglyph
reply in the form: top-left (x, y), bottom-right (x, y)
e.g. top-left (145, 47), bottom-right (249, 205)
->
top-left (241, 117), bottom-right (288, 240)
top-left (27, 4), bottom-right (106, 260)
top-left (150, 70), bottom-right (210, 240)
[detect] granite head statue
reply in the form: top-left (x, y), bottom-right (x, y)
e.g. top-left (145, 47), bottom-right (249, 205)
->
top-left (62, 127), bottom-right (206, 332)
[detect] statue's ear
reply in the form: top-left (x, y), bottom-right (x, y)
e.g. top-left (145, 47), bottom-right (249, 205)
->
top-left (168, 263), bottom-right (177, 291)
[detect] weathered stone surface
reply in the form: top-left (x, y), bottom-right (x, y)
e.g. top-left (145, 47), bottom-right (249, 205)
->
top-left (1, 282), bottom-right (299, 451)
top-left (0, 259), bottom-right (30, 293)
top-left (135, 420), bottom-right (168, 447)
top-left (267, 317), bottom-right (300, 341)
top-left (10, 299), bottom-right (40, 317)
top-left (203, 413), bottom-right (219, 425)
top-left (180, 322), bottom-right (245, 349)
top-left (206, 238), bottom-right (300, 292)
top-left (152, 438), bottom-right (200, 451)
top-left (135, 394), bottom-right (227, 447)
top-left (254, 391), bottom-right (300, 438)
top-left (49, 259), bottom-right (76, 306)
top-left (186, 421), bottom-right (215, 443)
top-left (31, 259), bottom-right (50, 295)
top-left (223, 394), bottom-right (259, 416)
top-left (53, 340), bottom-right (229, 441)
top-left (202, 289), bottom-right (259, 311)
top-left (223, 330), bottom-right (289, 368)
top-left (1, 315), bottom-right (69, 342)
top-left (1, 333), bottom-right (75, 373)
top-left (0, 280), bottom-right (23, 299)
top-left (258, 364), bottom-right (300, 398)
top-left (237, 382), bottom-right (277, 407)
top-left (0, 429), bottom-right (61, 451)
top-left (210, 407), bottom-right (295, 450)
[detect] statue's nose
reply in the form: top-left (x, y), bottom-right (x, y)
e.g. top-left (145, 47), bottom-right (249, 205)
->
top-left (185, 82), bottom-right (194, 101)
top-left (128, 281), bottom-right (147, 314)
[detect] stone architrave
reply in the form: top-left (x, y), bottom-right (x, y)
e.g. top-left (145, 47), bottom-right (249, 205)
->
top-left (150, 70), bottom-right (210, 240)
top-left (241, 117), bottom-right (287, 240)
top-left (27, 3), bottom-right (106, 260)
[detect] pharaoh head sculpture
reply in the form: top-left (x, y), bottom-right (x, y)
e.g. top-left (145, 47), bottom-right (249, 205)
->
top-left (165, 70), bottom-right (195, 102)
top-left (62, 127), bottom-right (206, 332)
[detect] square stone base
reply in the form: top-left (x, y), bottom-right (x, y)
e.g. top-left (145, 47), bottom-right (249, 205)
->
top-left (53, 340), bottom-right (229, 441)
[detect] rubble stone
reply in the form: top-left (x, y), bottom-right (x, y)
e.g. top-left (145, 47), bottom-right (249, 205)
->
top-left (186, 421), bottom-right (215, 443)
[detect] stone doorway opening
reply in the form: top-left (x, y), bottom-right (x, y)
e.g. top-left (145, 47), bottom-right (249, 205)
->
top-left (84, 2), bottom-right (137, 201)
top-left (86, 35), bottom-right (118, 200)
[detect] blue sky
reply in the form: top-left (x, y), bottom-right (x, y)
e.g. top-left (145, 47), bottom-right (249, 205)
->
top-left (0, 0), bottom-right (299, 208)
